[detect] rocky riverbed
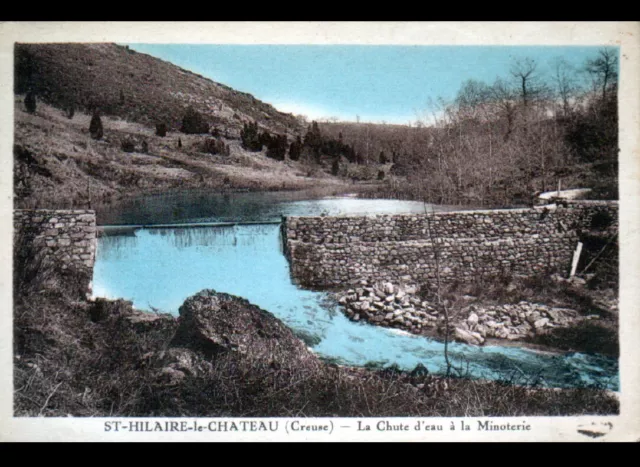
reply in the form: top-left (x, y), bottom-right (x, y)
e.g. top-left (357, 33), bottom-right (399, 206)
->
top-left (334, 278), bottom-right (604, 347)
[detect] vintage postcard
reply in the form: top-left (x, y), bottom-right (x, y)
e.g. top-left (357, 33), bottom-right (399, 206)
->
top-left (1, 21), bottom-right (639, 442)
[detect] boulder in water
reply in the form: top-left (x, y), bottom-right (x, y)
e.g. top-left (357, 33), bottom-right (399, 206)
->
top-left (172, 290), bottom-right (319, 368)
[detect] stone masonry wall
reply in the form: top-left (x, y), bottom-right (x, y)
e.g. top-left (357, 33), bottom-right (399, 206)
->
top-left (14, 209), bottom-right (97, 293)
top-left (282, 201), bottom-right (618, 289)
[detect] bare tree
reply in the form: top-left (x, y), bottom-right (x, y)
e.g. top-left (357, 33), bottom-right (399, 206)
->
top-left (490, 78), bottom-right (517, 142)
top-left (511, 58), bottom-right (538, 112)
top-left (510, 57), bottom-right (552, 130)
top-left (423, 202), bottom-right (452, 376)
top-left (455, 79), bottom-right (493, 122)
top-left (586, 48), bottom-right (618, 101)
top-left (552, 57), bottom-right (577, 119)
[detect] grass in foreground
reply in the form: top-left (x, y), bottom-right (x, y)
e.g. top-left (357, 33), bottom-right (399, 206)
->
top-left (13, 255), bottom-right (619, 417)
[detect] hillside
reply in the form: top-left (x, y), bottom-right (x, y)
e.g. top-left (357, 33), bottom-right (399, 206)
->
top-left (15, 43), bottom-right (302, 138)
top-left (13, 43), bottom-right (354, 209)
top-left (13, 43), bottom-right (619, 210)
top-left (14, 100), bottom-right (349, 210)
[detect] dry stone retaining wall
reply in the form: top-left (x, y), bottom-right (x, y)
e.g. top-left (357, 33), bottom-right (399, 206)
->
top-left (14, 209), bottom-right (97, 292)
top-left (282, 201), bottom-right (617, 289)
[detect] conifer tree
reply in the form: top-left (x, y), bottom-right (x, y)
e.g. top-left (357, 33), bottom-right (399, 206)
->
top-left (241, 121), bottom-right (263, 151)
top-left (89, 111), bottom-right (103, 140)
top-left (156, 123), bottom-right (168, 137)
top-left (24, 91), bottom-right (36, 114)
top-left (289, 136), bottom-right (302, 161)
top-left (331, 157), bottom-right (340, 176)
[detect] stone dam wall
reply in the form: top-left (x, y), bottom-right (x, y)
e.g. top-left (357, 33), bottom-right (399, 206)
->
top-left (282, 201), bottom-right (618, 289)
top-left (14, 209), bottom-right (97, 293)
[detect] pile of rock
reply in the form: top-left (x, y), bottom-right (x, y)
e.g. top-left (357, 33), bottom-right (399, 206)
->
top-left (335, 280), bottom-right (582, 347)
top-left (336, 280), bottom-right (442, 334)
top-left (454, 302), bottom-right (579, 344)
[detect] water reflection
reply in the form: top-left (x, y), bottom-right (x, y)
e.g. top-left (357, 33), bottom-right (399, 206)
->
top-left (93, 223), bottom-right (619, 390)
top-left (96, 190), bottom-right (449, 225)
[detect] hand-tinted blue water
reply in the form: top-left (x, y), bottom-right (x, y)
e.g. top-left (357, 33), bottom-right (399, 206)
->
top-left (93, 223), bottom-right (619, 391)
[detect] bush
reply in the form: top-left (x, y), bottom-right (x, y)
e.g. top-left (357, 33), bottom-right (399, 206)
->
top-left (155, 123), bottom-right (167, 137)
top-left (289, 137), bottom-right (302, 161)
top-left (121, 138), bottom-right (135, 153)
top-left (331, 158), bottom-right (340, 176)
top-left (266, 134), bottom-right (287, 161)
top-left (181, 107), bottom-right (209, 134)
top-left (24, 92), bottom-right (36, 114)
top-left (241, 121), bottom-right (263, 152)
top-left (201, 138), bottom-right (226, 155)
top-left (89, 112), bottom-right (103, 140)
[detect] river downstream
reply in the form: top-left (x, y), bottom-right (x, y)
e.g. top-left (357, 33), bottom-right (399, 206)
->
top-left (92, 190), bottom-right (619, 391)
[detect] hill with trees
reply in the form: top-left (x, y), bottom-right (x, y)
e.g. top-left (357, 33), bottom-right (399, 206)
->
top-left (15, 43), bottom-right (303, 139)
top-left (318, 48), bottom-right (619, 206)
top-left (14, 44), bottom-right (618, 209)
top-left (13, 43), bottom-right (353, 209)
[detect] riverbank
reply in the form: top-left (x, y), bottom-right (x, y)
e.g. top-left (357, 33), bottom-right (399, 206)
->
top-left (14, 101), bottom-right (355, 211)
top-left (13, 252), bottom-right (619, 416)
top-left (333, 273), bottom-right (618, 359)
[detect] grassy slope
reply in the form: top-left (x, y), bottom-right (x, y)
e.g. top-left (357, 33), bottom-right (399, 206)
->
top-left (15, 43), bottom-right (301, 137)
top-left (14, 100), bottom-right (350, 210)
top-left (14, 42), bottom-right (355, 209)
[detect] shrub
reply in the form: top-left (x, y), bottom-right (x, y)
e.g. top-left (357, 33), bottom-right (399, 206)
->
top-left (181, 107), bottom-right (209, 134)
top-left (155, 123), bottom-right (168, 137)
top-left (241, 121), bottom-right (263, 152)
top-left (65, 104), bottom-right (75, 120)
top-left (266, 134), bottom-right (287, 161)
top-left (89, 112), bottom-right (103, 140)
top-left (289, 136), bottom-right (302, 161)
top-left (24, 92), bottom-right (36, 114)
top-left (121, 138), bottom-right (135, 153)
top-left (201, 138), bottom-right (226, 155)
top-left (331, 158), bottom-right (340, 176)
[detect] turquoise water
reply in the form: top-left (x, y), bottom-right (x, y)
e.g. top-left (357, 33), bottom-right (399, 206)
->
top-left (93, 209), bottom-right (619, 390)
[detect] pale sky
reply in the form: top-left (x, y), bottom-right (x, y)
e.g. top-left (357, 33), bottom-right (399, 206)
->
top-left (127, 44), bottom-right (613, 125)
